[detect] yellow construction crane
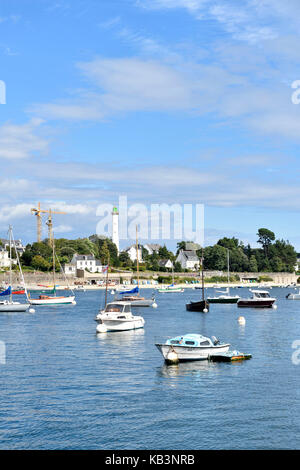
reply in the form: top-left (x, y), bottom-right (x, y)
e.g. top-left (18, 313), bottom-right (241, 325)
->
top-left (46, 208), bottom-right (67, 247)
top-left (31, 202), bottom-right (67, 243)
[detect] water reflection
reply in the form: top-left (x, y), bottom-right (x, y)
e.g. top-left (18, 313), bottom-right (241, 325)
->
top-left (157, 360), bottom-right (213, 379)
top-left (96, 328), bottom-right (145, 346)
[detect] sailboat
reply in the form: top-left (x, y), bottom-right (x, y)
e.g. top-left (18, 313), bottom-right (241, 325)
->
top-left (115, 227), bottom-right (156, 307)
top-left (207, 250), bottom-right (240, 304)
top-left (186, 250), bottom-right (209, 312)
top-left (0, 226), bottom-right (30, 312)
top-left (157, 266), bottom-right (184, 293)
top-left (29, 236), bottom-right (76, 306)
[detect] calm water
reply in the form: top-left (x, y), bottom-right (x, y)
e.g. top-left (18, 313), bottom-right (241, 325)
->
top-left (0, 287), bottom-right (299, 450)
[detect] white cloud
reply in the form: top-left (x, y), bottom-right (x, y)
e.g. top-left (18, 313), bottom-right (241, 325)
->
top-left (0, 119), bottom-right (49, 159)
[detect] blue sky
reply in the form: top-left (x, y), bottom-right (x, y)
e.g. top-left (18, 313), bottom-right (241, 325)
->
top-left (1, 0), bottom-right (300, 251)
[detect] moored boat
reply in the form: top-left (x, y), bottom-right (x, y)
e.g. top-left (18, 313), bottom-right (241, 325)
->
top-left (207, 287), bottom-right (240, 304)
top-left (0, 226), bottom-right (30, 313)
top-left (237, 290), bottom-right (276, 308)
top-left (156, 333), bottom-right (230, 363)
top-left (286, 289), bottom-right (300, 300)
top-left (96, 301), bottom-right (145, 332)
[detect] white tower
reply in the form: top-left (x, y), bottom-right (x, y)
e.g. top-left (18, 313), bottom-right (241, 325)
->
top-left (112, 206), bottom-right (119, 254)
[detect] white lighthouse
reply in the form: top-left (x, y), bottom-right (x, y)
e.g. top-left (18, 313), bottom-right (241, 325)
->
top-left (112, 206), bottom-right (119, 254)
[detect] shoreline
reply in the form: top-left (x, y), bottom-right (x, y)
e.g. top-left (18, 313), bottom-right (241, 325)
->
top-left (22, 282), bottom-right (299, 291)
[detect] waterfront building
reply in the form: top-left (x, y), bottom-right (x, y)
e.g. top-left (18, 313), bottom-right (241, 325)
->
top-left (176, 249), bottom-right (200, 271)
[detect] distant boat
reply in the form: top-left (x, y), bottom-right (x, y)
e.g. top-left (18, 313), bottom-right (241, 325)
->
top-left (0, 226), bottom-right (30, 313)
top-left (156, 333), bottom-right (230, 363)
top-left (29, 238), bottom-right (76, 306)
top-left (207, 251), bottom-right (240, 304)
top-left (207, 287), bottom-right (240, 304)
top-left (186, 250), bottom-right (209, 312)
top-left (286, 290), bottom-right (300, 300)
top-left (158, 285), bottom-right (184, 293)
top-left (115, 226), bottom-right (156, 307)
top-left (237, 290), bottom-right (276, 308)
top-left (158, 267), bottom-right (184, 293)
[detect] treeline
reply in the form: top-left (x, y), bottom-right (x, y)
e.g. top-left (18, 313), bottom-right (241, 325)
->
top-left (201, 229), bottom-right (297, 273)
top-left (18, 228), bottom-right (298, 273)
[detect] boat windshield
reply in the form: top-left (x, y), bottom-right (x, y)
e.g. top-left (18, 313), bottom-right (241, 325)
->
top-left (254, 292), bottom-right (270, 298)
top-left (105, 304), bottom-right (123, 312)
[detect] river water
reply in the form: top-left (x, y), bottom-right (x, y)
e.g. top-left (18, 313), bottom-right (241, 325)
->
top-left (0, 287), bottom-right (299, 449)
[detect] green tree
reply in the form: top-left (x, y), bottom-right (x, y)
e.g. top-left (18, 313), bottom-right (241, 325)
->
top-left (257, 228), bottom-right (275, 257)
top-left (249, 255), bottom-right (258, 272)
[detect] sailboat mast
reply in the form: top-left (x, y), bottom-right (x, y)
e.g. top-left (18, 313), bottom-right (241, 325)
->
top-left (227, 249), bottom-right (230, 284)
top-left (52, 236), bottom-right (56, 293)
top-left (9, 225), bottom-right (12, 303)
top-left (201, 248), bottom-right (204, 301)
top-left (104, 253), bottom-right (110, 308)
top-left (136, 225), bottom-right (139, 293)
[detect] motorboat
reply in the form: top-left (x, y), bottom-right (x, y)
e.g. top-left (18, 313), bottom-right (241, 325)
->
top-left (207, 287), bottom-right (240, 304)
top-left (96, 301), bottom-right (145, 332)
top-left (155, 333), bottom-right (230, 363)
top-left (237, 290), bottom-right (276, 308)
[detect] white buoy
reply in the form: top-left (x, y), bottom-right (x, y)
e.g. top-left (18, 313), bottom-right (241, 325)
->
top-left (152, 302), bottom-right (158, 308)
top-left (203, 308), bottom-right (208, 313)
top-left (29, 308), bottom-right (35, 314)
top-left (272, 304), bottom-right (277, 309)
top-left (166, 350), bottom-right (179, 364)
top-left (238, 316), bottom-right (246, 325)
top-left (96, 324), bottom-right (107, 333)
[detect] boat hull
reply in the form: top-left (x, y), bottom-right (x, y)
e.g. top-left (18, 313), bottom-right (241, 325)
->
top-left (158, 288), bottom-right (184, 293)
top-left (237, 299), bottom-right (275, 308)
top-left (186, 300), bottom-right (209, 312)
top-left (0, 302), bottom-right (30, 312)
top-left (207, 297), bottom-right (239, 304)
top-left (29, 296), bottom-right (76, 305)
top-left (97, 317), bottom-right (145, 332)
top-left (115, 297), bottom-right (154, 307)
top-left (286, 294), bottom-right (300, 300)
top-left (156, 343), bottom-right (230, 362)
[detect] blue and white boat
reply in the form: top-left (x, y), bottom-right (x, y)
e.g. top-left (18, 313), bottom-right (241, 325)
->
top-left (156, 333), bottom-right (230, 363)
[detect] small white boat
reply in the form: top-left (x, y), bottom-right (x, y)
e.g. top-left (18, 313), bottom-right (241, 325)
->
top-left (30, 295), bottom-right (76, 305)
top-left (0, 226), bottom-right (30, 313)
top-left (0, 300), bottom-right (30, 312)
top-left (157, 285), bottom-right (184, 293)
top-left (96, 301), bottom-right (145, 332)
top-left (286, 290), bottom-right (300, 300)
top-left (156, 333), bottom-right (230, 363)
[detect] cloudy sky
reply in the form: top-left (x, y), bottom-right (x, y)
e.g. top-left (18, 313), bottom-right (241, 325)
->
top-left (1, 0), bottom-right (300, 250)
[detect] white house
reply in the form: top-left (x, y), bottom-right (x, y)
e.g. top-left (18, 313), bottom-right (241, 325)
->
top-left (158, 259), bottom-right (174, 270)
top-left (64, 253), bottom-right (103, 276)
top-left (176, 250), bottom-right (200, 271)
top-left (0, 248), bottom-right (17, 268)
top-left (143, 243), bottom-right (161, 255)
top-left (0, 238), bottom-right (26, 255)
top-left (124, 244), bottom-right (143, 262)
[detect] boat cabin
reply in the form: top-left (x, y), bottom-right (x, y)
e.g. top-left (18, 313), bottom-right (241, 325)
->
top-left (104, 302), bottom-right (131, 313)
top-left (251, 290), bottom-right (271, 298)
top-left (166, 334), bottom-right (219, 348)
